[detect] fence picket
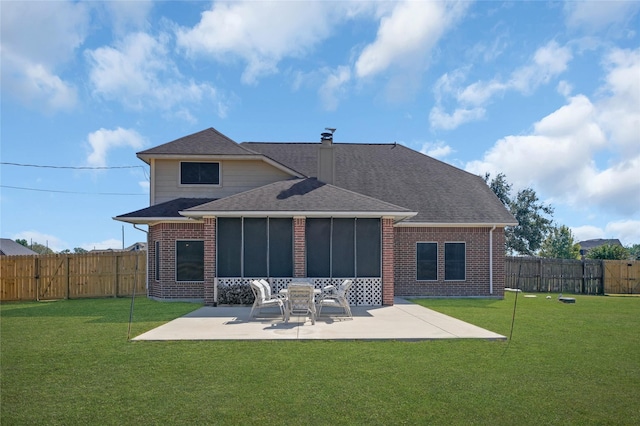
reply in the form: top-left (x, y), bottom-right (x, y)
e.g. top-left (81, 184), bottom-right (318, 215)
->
top-left (1, 252), bottom-right (146, 301)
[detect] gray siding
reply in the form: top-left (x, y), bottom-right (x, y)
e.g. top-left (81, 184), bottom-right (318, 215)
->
top-left (152, 159), bottom-right (292, 204)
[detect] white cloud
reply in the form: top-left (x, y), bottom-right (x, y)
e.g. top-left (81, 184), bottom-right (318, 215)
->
top-left (355, 1), bottom-right (468, 79)
top-left (319, 66), bottom-right (352, 111)
top-left (81, 238), bottom-right (124, 251)
top-left (13, 231), bottom-right (67, 253)
top-left (86, 32), bottom-right (222, 117)
top-left (429, 106), bottom-right (486, 131)
top-left (565, 1), bottom-right (640, 33)
top-left (0, 0), bottom-right (89, 111)
top-left (465, 47), bottom-right (640, 219)
top-left (573, 220), bottom-right (640, 246)
top-left (86, 128), bottom-right (146, 167)
top-left (431, 41), bottom-right (573, 130)
top-left (102, 0), bottom-right (153, 35)
top-left (176, 1), bottom-right (341, 85)
top-left (420, 141), bottom-right (454, 159)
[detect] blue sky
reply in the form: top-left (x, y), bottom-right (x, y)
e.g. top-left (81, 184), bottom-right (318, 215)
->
top-left (1, 0), bottom-right (639, 252)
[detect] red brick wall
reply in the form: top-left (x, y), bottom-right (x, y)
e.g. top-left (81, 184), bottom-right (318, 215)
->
top-left (394, 226), bottom-right (505, 297)
top-left (293, 217), bottom-right (306, 278)
top-left (148, 222), bottom-right (206, 299)
top-left (203, 218), bottom-right (216, 305)
top-left (382, 217), bottom-right (395, 305)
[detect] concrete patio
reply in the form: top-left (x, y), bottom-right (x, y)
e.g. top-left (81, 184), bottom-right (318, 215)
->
top-left (133, 298), bottom-right (506, 341)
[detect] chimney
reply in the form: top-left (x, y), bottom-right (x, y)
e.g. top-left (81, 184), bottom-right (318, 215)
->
top-left (318, 128), bottom-right (336, 184)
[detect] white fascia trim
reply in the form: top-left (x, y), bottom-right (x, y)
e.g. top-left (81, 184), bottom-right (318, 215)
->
top-left (180, 210), bottom-right (418, 220)
top-left (137, 154), bottom-right (304, 178)
top-left (394, 222), bottom-right (517, 227)
top-left (112, 217), bottom-right (202, 225)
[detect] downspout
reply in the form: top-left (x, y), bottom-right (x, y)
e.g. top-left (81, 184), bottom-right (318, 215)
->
top-left (133, 224), bottom-right (149, 290)
top-left (489, 225), bottom-right (496, 295)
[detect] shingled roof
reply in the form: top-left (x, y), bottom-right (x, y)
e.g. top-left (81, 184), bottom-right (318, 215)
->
top-left (117, 128), bottom-right (516, 226)
top-left (182, 178), bottom-right (415, 220)
top-left (137, 128), bottom-right (258, 162)
top-left (241, 142), bottom-right (516, 224)
top-left (115, 198), bottom-right (216, 223)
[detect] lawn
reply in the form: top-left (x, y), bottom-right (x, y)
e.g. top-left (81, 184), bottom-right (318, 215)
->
top-left (1, 294), bottom-right (638, 425)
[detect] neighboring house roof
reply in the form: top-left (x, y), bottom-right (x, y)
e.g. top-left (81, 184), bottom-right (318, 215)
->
top-left (115, 198), bottom-right (217, 223)
top-left (578, 239), bottom-right (623, 250)
top-left (0, 238), bottom-right (38, 255)
top-left (182, 178), bottom-right (416, 220)
top-left (242, 142), bottom-right (516, 225)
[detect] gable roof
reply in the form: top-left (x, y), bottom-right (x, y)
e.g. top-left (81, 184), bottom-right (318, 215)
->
top-left (137, 128), bottom-right (258, 163)
top-left (0, 238), bottom-right (38, 256)
top-left (182, 178), bottom-right (416, 220)
top-left (242, 142), bottom-right (516, 225)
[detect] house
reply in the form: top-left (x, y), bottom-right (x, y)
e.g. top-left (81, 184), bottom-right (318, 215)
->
top-left (577, 239), bottom-right (623, 257)
top-left (115, 128), bottom-right (516, 306)
top-left (0, 239), bottom-right (38, 256)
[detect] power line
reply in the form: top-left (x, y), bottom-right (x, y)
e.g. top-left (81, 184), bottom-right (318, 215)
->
top-left (1, 162), bottom-right (144, 170)
top-left (0, 185), bottom-right (146, 196)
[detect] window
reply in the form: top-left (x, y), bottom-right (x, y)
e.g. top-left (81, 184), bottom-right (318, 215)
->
top-left (155, 241), bottom-right (160, 281)
top-left (445, 242), bottom-right (465, 281)
top-left (180, 162), bottom-right (219, 185)
top-left (176, 240), bottom-right (204, 282)
top-left (306, 218), bottom-right (380, 278)
top-left (417, 242), bottom-right (437, 281)
top-left (217, 218), bottom-right (293, 278)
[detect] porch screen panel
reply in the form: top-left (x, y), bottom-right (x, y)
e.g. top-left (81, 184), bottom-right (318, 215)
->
top-left (356, 218), bottom-right (381, 277)
top-left (217, 218), bottom-right (242, 277)
top-left (332, 219), bottom-right (355, 277)
top-left (269, 218), bottom-right (293, 277)
top-left (243, 218), bottom-right (267, 277)
top-left (306, 218), bottom-right (331, 277)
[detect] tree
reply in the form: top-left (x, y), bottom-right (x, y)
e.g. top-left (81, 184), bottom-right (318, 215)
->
top-left (627, 244), bottom-right (640, 260)
top-left (16, 239), bottom-right (28, 247)
top-left (587, 244), bottom-right (629, 260)
top-left (484, 173), bottom-right (554, 255)
top-left (538, 225), bottom-right (580, 259)
top-left (29, 242), bottom-right (55, 255)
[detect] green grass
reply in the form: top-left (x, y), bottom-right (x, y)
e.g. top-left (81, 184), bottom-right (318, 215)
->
top-left (2, 294), bottom-right (639, 425)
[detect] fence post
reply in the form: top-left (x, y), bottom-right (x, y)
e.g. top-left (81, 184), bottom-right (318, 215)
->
top-left (66, 255), bottom-right (70, 300)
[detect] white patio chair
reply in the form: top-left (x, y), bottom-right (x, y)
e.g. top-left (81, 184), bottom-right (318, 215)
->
top-left (285, 283), bottom-right (316, 325)
top-left (318, 279), bottom-right (353, 318)
top-left (259, 279), bottom-right (285, 301)
top-left (249, 280), bottom-right (285, 321)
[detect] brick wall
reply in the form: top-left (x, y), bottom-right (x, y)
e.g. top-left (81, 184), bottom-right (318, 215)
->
top-left (293, 217), bottom-right (306, 278)
top-left (148, 222), bottom-right (206, 300)
top-left (382, 217), bottom-right (395, 305)
top-left (394, 226), bottom-right (505, 297)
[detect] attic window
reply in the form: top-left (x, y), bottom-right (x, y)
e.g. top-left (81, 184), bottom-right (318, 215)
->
top-left (180, 162), bottom-right (220, 185)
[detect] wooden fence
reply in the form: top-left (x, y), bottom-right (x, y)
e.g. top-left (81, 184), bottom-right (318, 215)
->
top-left (0, 251), bottom-right (146, 302)
top-left (505, 257), bottom-right (640, 295)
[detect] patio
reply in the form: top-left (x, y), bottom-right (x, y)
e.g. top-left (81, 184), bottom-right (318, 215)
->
top-left (133, 298), bottom-right (506, 341)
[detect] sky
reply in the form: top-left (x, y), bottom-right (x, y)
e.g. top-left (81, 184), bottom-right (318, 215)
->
top-left (1, 0), bottom-right (639, 252)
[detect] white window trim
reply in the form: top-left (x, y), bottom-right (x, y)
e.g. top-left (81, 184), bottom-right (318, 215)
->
top-left (178, 161), bottom-right (222, 187)
top-left (444, 241), bottom-right (466, 282)
top-left (416, 241), bottom-right (438, 282)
